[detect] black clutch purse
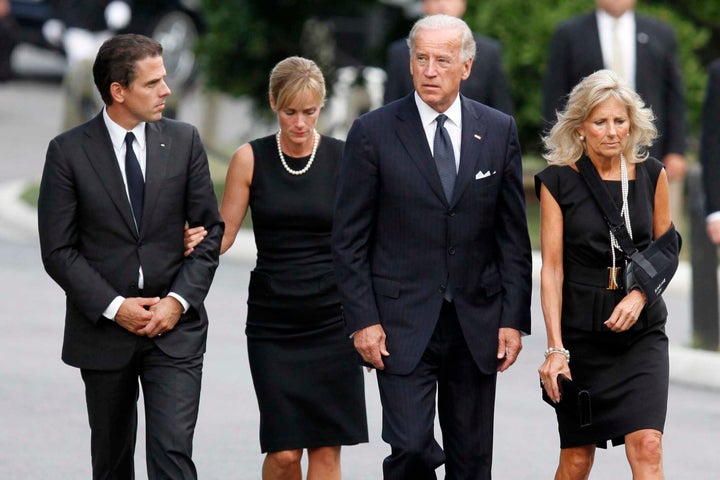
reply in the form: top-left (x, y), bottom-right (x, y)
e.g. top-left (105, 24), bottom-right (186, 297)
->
top-left (541, 374), bottom-right (592, 427)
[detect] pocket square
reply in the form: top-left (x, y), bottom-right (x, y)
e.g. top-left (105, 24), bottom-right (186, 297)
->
top-left (475, 170), bottom-right (496, 180)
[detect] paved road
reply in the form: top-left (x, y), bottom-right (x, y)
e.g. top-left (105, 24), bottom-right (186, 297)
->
top-left (2, 237), bottom-right (720, 479)
top-left (2, 65), bottom-right (719, 478)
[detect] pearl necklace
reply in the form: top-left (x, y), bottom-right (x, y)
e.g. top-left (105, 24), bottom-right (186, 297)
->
top-left (276, 129), bottom-right (319, 176)
top-left (609, 154), bottom-right (633, 288)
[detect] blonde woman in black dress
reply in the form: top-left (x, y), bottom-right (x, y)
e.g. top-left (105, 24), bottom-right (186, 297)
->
top-left (536, 69), bottom-right (671, 479)
top-left (186, 57), bottom-right (367, 480)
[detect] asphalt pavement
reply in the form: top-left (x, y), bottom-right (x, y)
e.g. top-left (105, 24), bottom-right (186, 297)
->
top-left (2, 61), bottom-right (720, 479)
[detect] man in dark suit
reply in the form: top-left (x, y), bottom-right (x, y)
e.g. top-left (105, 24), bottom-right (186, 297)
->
top-left (542, 0), bottom-right (686, 181)
top-left (332, 14), bottom-right (532, 480)
top-left (383, 0), bottom-right (513, 115)
top-left (38, 34), bottom-right (223, 479)
top-left (700, 58), bottom-right (720, 245)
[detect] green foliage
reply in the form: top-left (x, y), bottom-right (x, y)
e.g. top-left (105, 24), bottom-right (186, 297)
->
top-left (465, 1), bottom-right (587, 153)
top-left (465, 0), bottom-right (709, 154)
top-left (195, 0), bottom-right (371, 111)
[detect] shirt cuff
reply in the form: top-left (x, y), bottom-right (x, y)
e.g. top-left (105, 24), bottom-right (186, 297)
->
top-left (168, 292), bottom-right (190, 313)
top-left (706, 211), bottom-right (720, 224)
top-left (102, 296), bottom-right (125, 321)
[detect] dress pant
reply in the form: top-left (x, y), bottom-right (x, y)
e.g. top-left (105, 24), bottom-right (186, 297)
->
top-left (81, 336), bottom-right (203, 480)
top-left (377, 301), bottom-right (498, 480)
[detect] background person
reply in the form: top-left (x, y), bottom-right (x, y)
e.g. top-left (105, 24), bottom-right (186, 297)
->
top-left (383, 0), bottom-right (513, 115)
top-left (186, 56), bottom-right (368, 480)
top-left (38, 33), bottom-right (223, 479)
top-left (537, 69), bottom-right (671, 479)
top-left (700, 58), bottom-right (720, 245)
top-left (332, 14), bottom-right (532, 479)
top-left (542, 0), bottom-right (686, 231)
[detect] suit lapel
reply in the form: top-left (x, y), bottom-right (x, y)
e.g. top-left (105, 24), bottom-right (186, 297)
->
top-left (141, 121), bottom-right (170, 232)
top-left (587, 14), bottom-right (606, 71)
top-left (395, 96), bottom-right (448, 204)
top-left (452, 97), bottom-right (486, 206)
top-left (634, 15), bottom-right (652, 91)
top-left (83, 114), bottom-right (138, 235)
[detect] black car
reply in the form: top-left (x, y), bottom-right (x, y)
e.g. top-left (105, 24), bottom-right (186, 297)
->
top-left (9, 0), bottom-right (204, 87)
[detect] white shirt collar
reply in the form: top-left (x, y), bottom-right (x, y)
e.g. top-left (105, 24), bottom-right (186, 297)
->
top-left (414, 91), bottom-right (462, 130)
top-left (596, 8), bottom-right (634, 31)
top-left (102, 108), bottom-right (146, 151)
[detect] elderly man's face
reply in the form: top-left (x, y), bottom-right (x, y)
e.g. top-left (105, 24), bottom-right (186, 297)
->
top-left (595, 0), bottom-right (636, 17)
top-left (410, 27), bottom-right (472, 113)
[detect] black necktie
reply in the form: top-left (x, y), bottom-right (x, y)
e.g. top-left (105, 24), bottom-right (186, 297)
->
top-left (434, 114), bottom-right (456, 202)
top-left (124, 132), bottom-right (144, 227)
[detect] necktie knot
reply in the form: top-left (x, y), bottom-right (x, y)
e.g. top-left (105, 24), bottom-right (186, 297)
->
top-left (125, 131), bottom-right (135, 147)
top-left (436, 114), bottom-right (447, 129)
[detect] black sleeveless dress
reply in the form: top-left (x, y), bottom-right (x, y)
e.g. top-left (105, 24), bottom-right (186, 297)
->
top-left (245, 134), bottom-right (368, 453)
top-left (535, 157), bottom-right (669, 449)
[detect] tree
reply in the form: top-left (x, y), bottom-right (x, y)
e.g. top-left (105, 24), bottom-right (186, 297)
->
top-left (195, 0), bottom-right (386, 109)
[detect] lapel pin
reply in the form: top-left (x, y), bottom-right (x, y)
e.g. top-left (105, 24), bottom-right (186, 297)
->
top-left (160, 143), bottom-right (166, 147)
top-left (473, 134), bottom-right (483, 141)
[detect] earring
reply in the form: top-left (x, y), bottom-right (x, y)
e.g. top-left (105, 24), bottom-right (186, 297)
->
top-left (579, 135), bottom-right (585, 141)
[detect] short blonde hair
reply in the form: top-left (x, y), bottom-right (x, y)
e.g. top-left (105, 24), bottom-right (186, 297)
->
top-left (269, 56), bottom-right (326, 110)
top-left (542, 69), bottom-right (657, 166)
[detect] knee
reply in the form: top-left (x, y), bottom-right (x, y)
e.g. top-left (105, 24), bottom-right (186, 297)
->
top-left (266, 449), bottom-right (303, 471)
top-left (558, 447), bottom-right (595, 479)
top-left (308, 446), bottom-right (341, 468)
top-left (628, 431), bottom-right (663, 466)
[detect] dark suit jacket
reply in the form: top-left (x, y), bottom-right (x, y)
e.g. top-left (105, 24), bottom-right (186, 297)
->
top-left (542, 11), bottom-right (686, 160)
top-left (332, 94), bottom-right (532, 375)
top-left (701, 59), bottom-right (720, 216)
top-left (38, 113), bottom-right (223, 370)
top-left (383, 34), bottom-right (514, 115)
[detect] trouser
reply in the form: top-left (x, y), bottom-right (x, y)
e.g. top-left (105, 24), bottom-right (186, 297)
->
top-left (377, 301), bottom-right (498, 480)
top-left (81, 337), bottom-right (203, 480)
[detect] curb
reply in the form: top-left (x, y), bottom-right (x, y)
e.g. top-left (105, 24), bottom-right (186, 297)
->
top-left (3, 179), bottom-right (719, 390)
top-left (0, 178), bottom-right (39, 241)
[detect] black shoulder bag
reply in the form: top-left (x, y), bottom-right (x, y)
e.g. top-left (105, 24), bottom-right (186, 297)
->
top-left (576, 157), bottom-right (681, 306)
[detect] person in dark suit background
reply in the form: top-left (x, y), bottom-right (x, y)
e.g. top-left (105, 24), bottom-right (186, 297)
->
top-left (38, 34), bottom-right (223, 479)
top-left (383, 0), bottom-right (513, 115)
top-left (701, 59), bottom-right (720, 245)
top-left (332, 14), bottom-right (532, 480)
top-left (542, 0), bottom-right (687, 188)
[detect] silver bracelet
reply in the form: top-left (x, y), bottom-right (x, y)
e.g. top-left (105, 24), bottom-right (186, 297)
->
top-left (544, 347), bottom-right (570, 363)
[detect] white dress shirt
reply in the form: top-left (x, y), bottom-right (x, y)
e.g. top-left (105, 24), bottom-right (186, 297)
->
top-left (101, 109), bottom-right (189, 320)
top-left (597, 8), bottom-right (636, 90)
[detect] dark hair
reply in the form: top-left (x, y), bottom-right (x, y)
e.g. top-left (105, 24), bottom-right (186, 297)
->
top-left (93, 34), bottom-right (163, 106)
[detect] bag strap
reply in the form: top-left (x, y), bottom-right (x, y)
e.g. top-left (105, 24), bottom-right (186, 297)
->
top-left (575, 156), bottom-right (638, 257)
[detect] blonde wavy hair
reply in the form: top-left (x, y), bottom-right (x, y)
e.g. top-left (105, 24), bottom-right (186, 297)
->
top-left (542, 69), bottom-right (657, 166)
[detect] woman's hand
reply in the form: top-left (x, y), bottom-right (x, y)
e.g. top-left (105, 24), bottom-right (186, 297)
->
top-left (604, 289), bottom-right (647, 332)
top-left (539, 353), bottom-right (571, 404)
top-left (183, 225), bottom-right (207, 257)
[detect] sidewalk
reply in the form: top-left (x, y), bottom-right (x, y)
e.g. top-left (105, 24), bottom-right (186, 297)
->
top-left (4, 176), bottom-right (720, 391)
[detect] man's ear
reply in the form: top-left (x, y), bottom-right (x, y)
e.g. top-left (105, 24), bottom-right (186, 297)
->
top-left (110, 82), bottom-right (125, 104)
